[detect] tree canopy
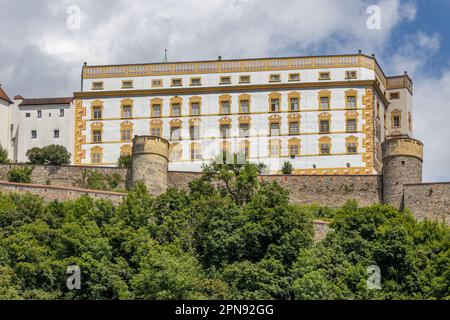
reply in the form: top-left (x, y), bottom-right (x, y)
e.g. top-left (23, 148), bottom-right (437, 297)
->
top-left (0, 157), bottom-right (448, 300)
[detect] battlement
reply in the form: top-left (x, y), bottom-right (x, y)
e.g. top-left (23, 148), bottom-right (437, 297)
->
top-left (382, 138), bottom-right (423, 162)
top-left (132, 135), bottom-right (170, 160)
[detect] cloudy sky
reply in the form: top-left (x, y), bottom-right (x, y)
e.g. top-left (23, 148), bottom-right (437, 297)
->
top-left (0, 0), bottom-right (449, 181)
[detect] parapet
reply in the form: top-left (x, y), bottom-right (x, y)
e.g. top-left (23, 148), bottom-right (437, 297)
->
top-left (382, 138), bottom-right (423, 162)
top-left (132, 135), bottom-right (170, 160)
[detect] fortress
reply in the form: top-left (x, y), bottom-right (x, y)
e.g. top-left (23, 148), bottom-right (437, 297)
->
top-left (0, 53), bottom-right (449, 225)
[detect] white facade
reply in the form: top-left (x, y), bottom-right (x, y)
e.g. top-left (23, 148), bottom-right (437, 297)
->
top-left (73, 54), bottom-right (413, 174)
top-left (9, 97), bottom-right (74, 163)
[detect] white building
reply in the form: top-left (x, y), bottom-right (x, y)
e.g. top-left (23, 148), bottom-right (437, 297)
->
top-left (73, 54), bottom-right (414, 175)
top-left (9, 96), bottom-right (74, 163)
top-left (0, 85), bottom-right (12, 154)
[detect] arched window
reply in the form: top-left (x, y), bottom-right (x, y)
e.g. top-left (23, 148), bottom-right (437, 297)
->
top-left (169, 143), bottom-right (182, 161)
top-left (121, 99), bottom-right (133, 119)
top-left (318, 90), bottom-right (331, 110)
top-left (288, 138), bottom-right (301, 158)
top-left (345, 136), bottom-right (358, 154)
top-left (268, 139), bottom-right (281, 158)
top-left (120, 121), bottom-right (133, 142)
top-left (318, 136), bottom-right (331, 155)
top-left (190, 143), bottom-right (202, 161)
top-left (150, 119), bottom-right (163, 137)
top-left (120, 144), bottom-right (132, 157)
top-left (90, 146), bottom-right (103, 164)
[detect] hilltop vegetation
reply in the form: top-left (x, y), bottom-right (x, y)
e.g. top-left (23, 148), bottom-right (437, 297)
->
top-left (0, 159), bottom-right (448, 300)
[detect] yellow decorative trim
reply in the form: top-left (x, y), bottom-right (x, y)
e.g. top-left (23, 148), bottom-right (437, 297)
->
top-left (345, 89), bottom-right (358, 109)
top-left (90, 122), bottom-right (103, 143)
top-left (74, 99), bottom-right (86, 164)
top-left (318, 90), bottom-right (331, 110)
top-left (238, 94), bottom-right (251, 114)
top-left (345, 135), bottom-right (358, 154)
top-left (120, 121), bottom-right (133, 142)
top-left (90, 146), bottom-right (103, 164)
top-left (219, 94), bottom-right (232, 114)
top-left (318, 136), bottom-right (332, 155)
top-left (120, 144), bottom-right (132, 156)
top-left (150, 98), bottom-right (163, 117)
top-left (268, 92), bottom-right (281, 113)
top-left (121, 80), bottom-right (133, 89)
top-left (219, 116), bottom-right (232, 125)
top-left (170, 96), bottom-right (183, 117)
top-left (288, 91), bottom-right (301, 111)
top-left (190, 77), bottom-right (202, 86)
top-left (189, 96), bottom-right (202, 116)
top-left (288, 138), bottom-right (301, 157)
top-left (120, 98), bottom-right (133, 119)
top-left (362, 88), bottom-right (375, 173)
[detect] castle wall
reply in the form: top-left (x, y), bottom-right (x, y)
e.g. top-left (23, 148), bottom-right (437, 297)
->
top-left (168, 171), bottom-right (203, 190)
top-left (0, 181), bottom-right (126, 205)
top-left (260, 174), bottom-right (382, 207)
top-left (404, 183), bottom-right (450, 225)
top-left (0, 164), bottom-right (128, 189)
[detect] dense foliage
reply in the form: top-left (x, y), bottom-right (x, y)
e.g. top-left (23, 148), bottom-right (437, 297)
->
top-left (281, 161), bottom-right (293, 175)
top-left (81, 170), bottom-right (123, 192)
top-left (0, 158), bottom-right (448, 300)
top-left (26, 145), bottom-right (71, 166)
top-left (117, 155), bottom-right (132, 169)
top-left (7, 166), bottom-right (33, 183)
top-left (0, 145), bottom-right (9, 164)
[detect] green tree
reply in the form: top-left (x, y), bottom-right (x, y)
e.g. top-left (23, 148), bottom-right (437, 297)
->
top-left (281, 161), bottom-right (293, 174)
top-left (7, 166), bottom-right (33, 183)
top-left (26, 145), bottom-right (71, 165)
top-left (117, 155), bottom-right (132, 169)
top-left (0, 145), bottom-right (9, 164)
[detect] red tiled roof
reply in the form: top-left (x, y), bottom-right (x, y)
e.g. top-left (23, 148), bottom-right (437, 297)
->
top-left (19, 97), bottom-right (73, 106)
top-left (0, 86), bottom-right (12, 104)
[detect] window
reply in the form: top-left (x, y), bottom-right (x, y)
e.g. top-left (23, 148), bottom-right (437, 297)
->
top-left (91, 147), bottom-right (102, 164)
top-left (346, 141), bottom-right (357, 154)
top-left (60, 109), bottom-right (64, 117)
top-left (54, 130), bottom-right (60, 138)
top-left (270, 98), bottom-right (280, 112)
top-left (289, 139), bottom-right (300, 157)
top-left (93, 130), bottom-right (102, 143)
top-left (409, 112), bottom-right (412, 131)
top-left (31, 130), bottom-right (37, 139)
top-left (120, 145), bottom-right (132, 157)
top-left (290, 97), bottom-right (299, 111)
top-left (239, 75), bottom-right (250, 83)
top-left (320, 143), bottom-right (330, 155)
top-left (220, 76), bottom-right (231, 84)
top-left (93, 107), bottom-right (102, 119)
top-left (122, 105), bottom-right (132, 118)
top-left (269, 140), bottom-right (280, 157)
top-left (289, 121), bottom-right (300, 135)
top-left (320, 96), bottom-right (330, 110)
top-left (191, 102), bottom-right (200, 116)
top-left (122, 80), bottom-right (133, 89)
top-left (121, 128), bottom-right (132, 141)
top-left (170, 126), bottom-right (181, 141)
top-left (91, 152), bottom-right (101, 164)
top-left (37, 110), bottom-right (42, 118)
top-left (269, 74), bottom-right (281, 82)
top-left (152, 79), bottom-right (163, 88)
top-left (170, 144), bottom-right (182, 161)
top-left (239, 123), bottom-right (250, 137)
top-left (171, 103), bottom-right (181, 117)
top-left (92, 81), bottom-right (104, 90)
top-left (346, 95), bottom-right (356, 109)
top-left (270, 122), bottom-right (280, 136)
top-left (190, 78), bottom-right (201, 86)
top-left (346, 119), bottom-right (357, 132)
top-left (345, 70), bottom-right (357, 79)
top-left (151, 126), bottom-right (162, 137)
top-left (319, 120), bottom-right (330, 133)
top-left (190, 143), bottom-right (202, 161)
top-left (220, 101), bottom-right (231, 114)
top-left (152, 104), bottom-right (162, 117)
top-left (240, 99), bottom-right (250, 113)
top-left (25, 113), bottom-right (31, 118)
top-left (289, 73), bottom-right (300, 81)
top-left (390, 92), bottom-right (400, 100)
top-left (171, 78), bottom-right (182, 87)
top-left (393, 115), bottom-right (401, 128)
top-left (220, 124), bottom-right (230, 138)
top-left (319, 72), bottom-right (330, 80)
top-left (239, 140), bottom-right (250, 159)
top-left (190, 125), bottom-right (200, 140)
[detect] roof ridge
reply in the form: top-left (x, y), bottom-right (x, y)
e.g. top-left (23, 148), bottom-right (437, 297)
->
top-left (0, 85), bottom-right (12, 104)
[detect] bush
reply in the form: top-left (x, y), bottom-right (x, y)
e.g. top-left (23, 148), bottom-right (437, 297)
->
top-left (7, 166), bottom-right (34, 183)
top-left (83, 170), bottom-right (123, 191)
top-left (117, 155), bottom-right (132, 169)
top-left (281, 161), bottom-right (293, 174)
top-left (0, 145), bottom-right (9, 164)
top-left (26, 145), bottom-right (71, 165)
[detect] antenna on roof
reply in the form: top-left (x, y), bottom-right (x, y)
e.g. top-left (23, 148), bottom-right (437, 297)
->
top-left (163, 49), bottom-right (168, 63)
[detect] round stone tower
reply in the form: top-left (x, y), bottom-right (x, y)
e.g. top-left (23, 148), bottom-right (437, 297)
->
top-left (382, 137), bottom-right (423, 209)
top-left (132, 135), bottom-right (170, 196)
